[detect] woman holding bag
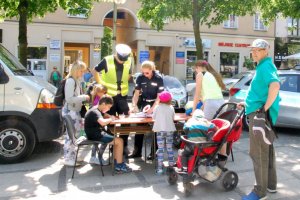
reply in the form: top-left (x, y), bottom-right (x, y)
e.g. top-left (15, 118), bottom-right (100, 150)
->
top-left (62, 60), bottom-right (90, 166)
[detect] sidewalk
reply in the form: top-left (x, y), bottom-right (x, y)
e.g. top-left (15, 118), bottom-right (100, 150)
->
top-left (0, 129), bottom-right (299, 200)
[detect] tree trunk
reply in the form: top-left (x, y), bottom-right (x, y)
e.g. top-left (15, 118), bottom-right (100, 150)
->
top-left (192, 0), bottom-right (203, 60)
top-left (18, 0), bottom-right (28, 67)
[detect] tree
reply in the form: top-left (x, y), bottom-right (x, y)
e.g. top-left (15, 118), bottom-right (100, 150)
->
top-left (101, 27), bottom-right (113, 59)
top-left (137, 0), bottom-right (300, 60)
top-left (138, 0), bottom-right (258, 59)
top-left (0, 0), bottom-right (97, 66)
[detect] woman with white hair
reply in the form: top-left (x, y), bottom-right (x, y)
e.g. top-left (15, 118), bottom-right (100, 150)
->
top-left (62, 60), bottom-right (90, 166)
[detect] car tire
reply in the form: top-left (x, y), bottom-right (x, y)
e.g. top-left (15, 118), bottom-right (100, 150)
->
top-left (242, 115), bottom-right (249, 131)
top-left (0, 120), bottom-right (36, 164)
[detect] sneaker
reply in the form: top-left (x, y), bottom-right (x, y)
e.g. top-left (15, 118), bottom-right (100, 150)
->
top-left (242, 192), bottom-right (267, 200)
top-left (89, 156), bottom-right (109, 166)
top-left (155, 169), bottom-right (163, 175)
top-left (115, 163), bottom-right (133, 173)
top-left (267, 188), bottom-right (277, 193)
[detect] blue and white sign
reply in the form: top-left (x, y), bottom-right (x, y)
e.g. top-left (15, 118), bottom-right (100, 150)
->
top-left (139, 51), bottom-right (149, 63)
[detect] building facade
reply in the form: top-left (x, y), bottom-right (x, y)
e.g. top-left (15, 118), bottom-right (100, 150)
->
top-left (0, 1), bottom-right (275, 81)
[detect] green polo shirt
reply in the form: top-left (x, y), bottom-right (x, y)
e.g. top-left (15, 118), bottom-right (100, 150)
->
top-left (245, 57), bottom-right (280, 125)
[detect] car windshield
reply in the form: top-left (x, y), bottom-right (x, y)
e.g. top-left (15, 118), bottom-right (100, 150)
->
top-left (0, 45), bottom-right (33, 76)
top-left (163, 76), bottom-right (184, 89)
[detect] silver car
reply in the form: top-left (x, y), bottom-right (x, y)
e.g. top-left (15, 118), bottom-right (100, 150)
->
top-left (228, 69), bottom-right (300, 129)
top-left (132, 73), bottom-right (188, 111)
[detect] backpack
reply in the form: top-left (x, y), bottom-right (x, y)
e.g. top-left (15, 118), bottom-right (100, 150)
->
top-left (54, 77), bottom-right (75, 107)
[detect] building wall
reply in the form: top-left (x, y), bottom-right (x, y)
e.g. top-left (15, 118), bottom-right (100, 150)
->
top-left (0, 0), bottom-right (276, 81)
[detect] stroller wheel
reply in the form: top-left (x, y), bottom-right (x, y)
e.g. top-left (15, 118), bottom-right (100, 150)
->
top-left (183, 182), bottom-right (193, 197)
top-left (167, 171), bottom-right (178, 185)
top-left (220, 170), bottom-right (238, 191)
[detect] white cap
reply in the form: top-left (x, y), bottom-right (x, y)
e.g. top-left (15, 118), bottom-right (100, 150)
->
top-left (116, 44), bottom-right (131, 57)
top-left (248, 39), bottom-right (270, 49)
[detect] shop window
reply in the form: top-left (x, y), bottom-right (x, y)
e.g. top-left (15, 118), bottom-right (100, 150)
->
top-left (27, 47), bottom-right (47, 59)
top-left (287, 18), bottom-right (300, 36)
top-left (254, 13), bottom-right (267, 31)
top-left (223, 15), bottom-right (238, 29)
top-left (220, 52), bottom-right (239, 78)
top-left (186, 51), bottom-right (209, 80)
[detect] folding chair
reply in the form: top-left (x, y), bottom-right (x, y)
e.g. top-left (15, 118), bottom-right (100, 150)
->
top-left (63, 115), bottom-right (110, 179)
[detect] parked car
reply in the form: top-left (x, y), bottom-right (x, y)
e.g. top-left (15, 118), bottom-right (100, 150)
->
top-left (132, 73), bottom-right (188, 111)
top-left (185, 71), bottom-right (252, 97)
top-left (222, 71), bottom-right (252, 94)
top-left (0, 44), bottom-right (63, 163)
top-left (228, 69), bottom-right (300, 129)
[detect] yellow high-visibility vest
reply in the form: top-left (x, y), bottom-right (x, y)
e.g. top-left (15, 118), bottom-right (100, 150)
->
top-left (100, 55), bottom-right (131, 96)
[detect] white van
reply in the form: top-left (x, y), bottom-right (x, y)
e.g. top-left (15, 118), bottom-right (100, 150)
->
top-left (0, 44), bottom-right (62, 163)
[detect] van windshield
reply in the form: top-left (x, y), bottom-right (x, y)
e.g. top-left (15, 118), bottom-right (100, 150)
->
top-left (0, 45), bottom-right (33, 76)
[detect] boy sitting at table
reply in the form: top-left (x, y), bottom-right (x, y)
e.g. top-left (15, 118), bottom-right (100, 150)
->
top-left (84, 95), bottom-right (132, 173)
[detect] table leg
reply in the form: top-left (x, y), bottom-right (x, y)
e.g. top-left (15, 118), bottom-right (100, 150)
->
top-left (112, 125), bottom-right (116, 176)
top-left (153, 132), bottom-right (157, 169)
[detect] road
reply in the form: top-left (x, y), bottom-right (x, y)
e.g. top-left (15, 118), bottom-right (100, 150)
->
top-left (0, 128), bottom-right (300, 200)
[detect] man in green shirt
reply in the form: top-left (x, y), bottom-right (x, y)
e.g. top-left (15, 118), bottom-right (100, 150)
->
top-left (50, 66), bottom-right (62, 88)
top-left (239, 39), bottom-right (280, 200)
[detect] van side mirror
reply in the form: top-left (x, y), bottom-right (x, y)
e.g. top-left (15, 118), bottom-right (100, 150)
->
top-left (0, 64), bottom-right (9, 84)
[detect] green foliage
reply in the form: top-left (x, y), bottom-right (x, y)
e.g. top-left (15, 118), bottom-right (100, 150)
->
top-left (243, 56), bottom-right (255, 70)
top-left (101, 27), bottom-right (113, 59)
top-left (138, 0), bottom-right (300, 59)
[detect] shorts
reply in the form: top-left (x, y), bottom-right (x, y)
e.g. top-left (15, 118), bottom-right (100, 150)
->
top-left (85, 128), bottom-right (114, 144)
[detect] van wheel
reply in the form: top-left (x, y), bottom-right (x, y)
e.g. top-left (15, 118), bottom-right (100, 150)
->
top-left (0, 120), bottom-right (36, 164)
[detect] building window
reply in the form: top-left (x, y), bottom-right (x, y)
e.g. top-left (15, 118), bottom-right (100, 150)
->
top-left (287, 18), bottom-right (300, 36)
top-left (220, 52), bottom-right (240, 78)
top-left (223, 15), bottom-right (238, 29)
top-left (254, 13), bottom-right (267, 31)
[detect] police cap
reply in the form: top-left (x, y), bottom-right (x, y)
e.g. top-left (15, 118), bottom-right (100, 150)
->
top-left (116, 44), bottom-right (131, 61)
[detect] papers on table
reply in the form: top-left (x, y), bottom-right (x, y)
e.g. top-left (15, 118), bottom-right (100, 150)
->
top-left (130, 112), bottom-right (153, 118)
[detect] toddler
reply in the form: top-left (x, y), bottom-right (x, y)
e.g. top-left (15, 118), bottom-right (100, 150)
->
top-left (152, 91), bottom-right (176, 175)
top-left (179, 109), bottom-right (216, 174)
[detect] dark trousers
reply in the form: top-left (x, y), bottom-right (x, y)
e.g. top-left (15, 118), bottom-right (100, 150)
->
top-left (108, 94), bottom-right (129, 147)
top-left (133, 101), bottom-right (157, 154)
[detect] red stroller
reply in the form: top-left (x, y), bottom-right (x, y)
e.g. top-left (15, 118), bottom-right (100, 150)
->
top-left (167, 103), bottom-right (245, 196)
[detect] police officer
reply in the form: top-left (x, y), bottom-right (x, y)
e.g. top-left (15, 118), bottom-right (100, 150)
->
top-left (129, 60), bottom-right (164, 159)
top-left (93, 44), bottom-right (132, 154)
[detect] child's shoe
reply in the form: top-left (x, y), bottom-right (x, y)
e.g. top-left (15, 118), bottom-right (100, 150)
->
top-left (115, 162), bottom-right (132, 173)
top-left (242, 191), bottom-right (267, 200)
top-left (155, 169), bottom-right (164, 175)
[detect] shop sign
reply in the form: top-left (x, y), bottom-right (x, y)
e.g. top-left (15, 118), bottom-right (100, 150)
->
top-left (50, 40), bottom-right (61, 49)
top-left (139, 51), bottom-right (149, 63)
top-left (176, 51), bottom-right (185, 64)
top-left (218, 42), bottom-right (250, 47)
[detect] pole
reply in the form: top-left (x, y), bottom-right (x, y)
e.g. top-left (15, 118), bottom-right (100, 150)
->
top-left (112, 2), bottom-right (117, 54)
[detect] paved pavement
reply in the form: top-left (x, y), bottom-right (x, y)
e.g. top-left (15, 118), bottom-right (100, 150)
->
top-left (0, 128), bottom-right (300, 200)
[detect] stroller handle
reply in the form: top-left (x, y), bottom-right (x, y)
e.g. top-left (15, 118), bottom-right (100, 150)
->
top-left (212, 102), bottom-right (245, 119)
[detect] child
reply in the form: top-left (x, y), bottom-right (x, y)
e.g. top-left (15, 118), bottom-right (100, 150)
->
top-left (89, 83), bottom-right (108, 108)
top-left (179, 109), bottom-right (216, 174)
top-left (88, 84), bottom-right (109, 165)
top-left (152, 91), bottom-right (176, 175)
top-left (84, 95), bottom-right (132, 173)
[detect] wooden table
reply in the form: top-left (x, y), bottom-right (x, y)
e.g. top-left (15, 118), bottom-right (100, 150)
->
top-left (109, 113), bottom-right (189, 175)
